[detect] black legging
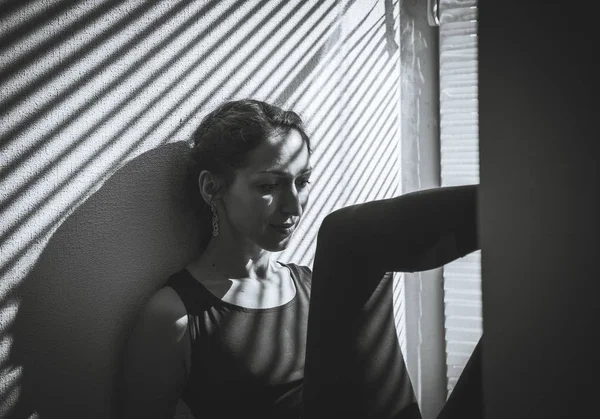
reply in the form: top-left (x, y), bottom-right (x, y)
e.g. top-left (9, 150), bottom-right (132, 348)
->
top-left (302, 185), bottom-right (482, 419)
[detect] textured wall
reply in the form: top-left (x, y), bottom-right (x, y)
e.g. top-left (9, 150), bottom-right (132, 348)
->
top-left (0, 1), bottom-right (402, 418)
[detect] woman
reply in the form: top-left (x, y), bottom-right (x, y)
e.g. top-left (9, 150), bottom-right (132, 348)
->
top-left (121, 99), bottom-right (480, 419)
top-left (122, 99), bottom-right (315, 419)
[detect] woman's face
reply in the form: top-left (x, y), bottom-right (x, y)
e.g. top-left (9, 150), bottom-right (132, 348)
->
top-left (219, 129), bottom-right (312, 252)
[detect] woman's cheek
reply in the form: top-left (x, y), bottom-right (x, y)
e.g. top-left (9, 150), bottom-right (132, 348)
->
top-left (300, 189), bottom-right (310, 209)
top-left (260, 194), bottom-right (274, 206)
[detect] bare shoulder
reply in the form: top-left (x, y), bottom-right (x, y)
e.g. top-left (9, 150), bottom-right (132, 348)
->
top-left (125, 286), bottom-right (190, 361)
top-left (140, 287), bottom-right (188, 328)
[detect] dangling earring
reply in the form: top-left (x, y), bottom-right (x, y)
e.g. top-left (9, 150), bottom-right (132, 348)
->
top-left (210, 200), bottom-right (219, 237)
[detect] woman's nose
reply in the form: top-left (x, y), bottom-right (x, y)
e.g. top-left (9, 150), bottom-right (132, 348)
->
top-left (281, 185), bottom-right (302, 216)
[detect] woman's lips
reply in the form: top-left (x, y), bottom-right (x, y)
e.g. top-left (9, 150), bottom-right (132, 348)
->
top-left (270, 224), bottom-right (295, 235)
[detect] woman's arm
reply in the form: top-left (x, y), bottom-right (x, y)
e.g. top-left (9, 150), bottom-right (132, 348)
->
top-left (120, 287), bottom-right (190, 419)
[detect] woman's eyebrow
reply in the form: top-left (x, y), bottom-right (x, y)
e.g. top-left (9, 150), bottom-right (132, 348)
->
top-left (258, 167), bottom-right (313, 177)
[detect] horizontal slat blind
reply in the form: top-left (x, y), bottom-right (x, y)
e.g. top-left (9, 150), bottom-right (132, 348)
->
top-left (438, 0), bottom-right (482, 397)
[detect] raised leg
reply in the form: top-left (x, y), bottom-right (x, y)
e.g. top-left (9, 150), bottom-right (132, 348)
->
top-left (303, 185), bottom-right (479, 419)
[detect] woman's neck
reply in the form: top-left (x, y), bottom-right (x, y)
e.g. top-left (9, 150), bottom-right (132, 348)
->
top-left (195, 236), bottom-right (274, 281)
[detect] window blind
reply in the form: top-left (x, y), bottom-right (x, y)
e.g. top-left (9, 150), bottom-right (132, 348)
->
top-left (438, 0), bottom-right (482, 397)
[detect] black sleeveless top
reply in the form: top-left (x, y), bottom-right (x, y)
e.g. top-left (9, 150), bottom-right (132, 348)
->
top-left (165, 262), bottom-right (312, 419)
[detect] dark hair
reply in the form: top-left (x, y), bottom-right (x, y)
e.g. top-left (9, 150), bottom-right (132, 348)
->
top-left (186, 99), bottom-right (312, 242)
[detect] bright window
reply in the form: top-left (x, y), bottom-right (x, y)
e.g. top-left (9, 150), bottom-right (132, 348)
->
top-left (438, 0), bottom-right (482, 398)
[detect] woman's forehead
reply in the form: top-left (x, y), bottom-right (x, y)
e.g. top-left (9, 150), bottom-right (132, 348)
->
top-left (243, 130), bottom-right (311, 173)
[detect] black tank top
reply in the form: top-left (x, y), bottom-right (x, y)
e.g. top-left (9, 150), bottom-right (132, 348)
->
top-left (165, 262), bottom-right (311, 419)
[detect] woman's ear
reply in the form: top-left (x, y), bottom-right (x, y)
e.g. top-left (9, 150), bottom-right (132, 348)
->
top-left (198, 170), bottom-right (222, 205)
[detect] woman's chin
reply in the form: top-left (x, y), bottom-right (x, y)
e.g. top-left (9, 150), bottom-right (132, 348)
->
top-left (261, 236), bottom-right (293, 252)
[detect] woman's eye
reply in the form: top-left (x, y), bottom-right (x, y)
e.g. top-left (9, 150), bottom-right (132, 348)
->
top-left (260, 184), bottom-right (278, 193)
top-left (297, 179), bottom-right (311, 189)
